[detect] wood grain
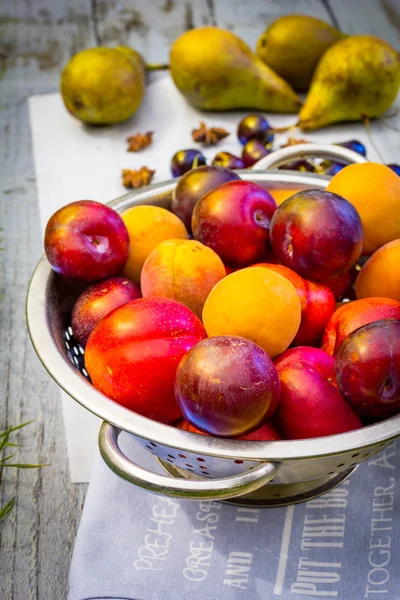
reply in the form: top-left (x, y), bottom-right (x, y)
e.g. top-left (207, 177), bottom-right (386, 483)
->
top-left (0, 1), bottom-right (398, 599)
top-left (0, 2), bottom-right (92, 599)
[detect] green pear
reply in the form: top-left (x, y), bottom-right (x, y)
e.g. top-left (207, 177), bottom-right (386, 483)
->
top-left (170, 27), bottom-right (301, 112)
top-left (256, 15), bottom-right (345, 91)
top-left (61, 46), bottom-right (145, 124)
top-left (299, 35), bottom-right (400, 131)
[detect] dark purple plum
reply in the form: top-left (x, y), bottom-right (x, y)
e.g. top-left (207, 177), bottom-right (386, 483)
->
top-left (387, 163), bottom-right (400, 176)
top-left (279, 159), bottom-right (315, 172)
top-left (72, 277), bottom-right (142, 347)
top-left (192, 180), bottom-right (277, 268)
top-left (242, 139), bottom-right (271, 167)
top-left (212, 152), bottom-right (245, 170)
top-left (335, 319), bottom-right (400, 418)
top-left (170, 165), bottom-right (240, 232)
top-left (270, 189), bottom-right (363, 280)
top-left (336, 140), bottom-right (367, 157)
top-left (174, 336), bottom-right (280, 437)
top-left (171, 149), bottom-right (206, 177)
top-left (237, 114), bottom-right (274, 146)
top-left (323, 162), bottom-right (345, 176)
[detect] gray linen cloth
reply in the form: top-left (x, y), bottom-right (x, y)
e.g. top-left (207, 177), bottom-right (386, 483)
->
top-left (69, 432), bottom-right (400, 600)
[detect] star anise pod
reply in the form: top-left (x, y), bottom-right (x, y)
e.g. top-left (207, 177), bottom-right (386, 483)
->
top-left (122, 166), bottom-right (155, 189)
top-left (192, 122), bottom-right (230, 146)
top-left (126, 131), bottom-right (154, 152)
top-left (280, 137), bottom-right (309, 148)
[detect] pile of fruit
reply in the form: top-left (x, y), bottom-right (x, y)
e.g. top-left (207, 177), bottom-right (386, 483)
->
top-left (44, 159), bottom-right (400, 442)
top-left (61, 16), bottom-right (400, 133)
top-left (170, 114), bottom-right (400, 179)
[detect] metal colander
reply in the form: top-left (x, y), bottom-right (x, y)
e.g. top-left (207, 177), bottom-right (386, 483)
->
top-left (26, 144), bottom-right (400, 506)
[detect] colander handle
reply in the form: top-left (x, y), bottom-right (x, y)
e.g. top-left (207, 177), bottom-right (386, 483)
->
top-left (252, 143), bottom-right (368, 170)
top-left (99, 423), bottom-right (280, 500)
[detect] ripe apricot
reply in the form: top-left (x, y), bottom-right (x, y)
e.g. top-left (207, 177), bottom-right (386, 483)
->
top-left (141, 239), bottom-right (226, 318)
top-left (121, 205), bottom-right (188, 282)
top-left (327, 163), bottom-right (400, 255)
top-left (268, 186), bottom-right (308, 206)
top-left (202, 267), bottom-right (301, 357)
top-left (356, 239), bottom-right (400, 302)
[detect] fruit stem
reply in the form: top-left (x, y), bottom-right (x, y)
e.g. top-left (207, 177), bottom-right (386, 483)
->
top-left (146, 63), bottom-right (169, 71)
top-left (271, 123), bottom-right (298, 134)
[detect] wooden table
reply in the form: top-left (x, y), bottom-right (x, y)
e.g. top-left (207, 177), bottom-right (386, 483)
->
top-left (0, 1), bottom-right (398, 598)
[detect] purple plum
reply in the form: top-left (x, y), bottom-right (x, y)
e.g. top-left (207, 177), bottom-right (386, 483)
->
top-left (174, 336), bottom-right (280, 437)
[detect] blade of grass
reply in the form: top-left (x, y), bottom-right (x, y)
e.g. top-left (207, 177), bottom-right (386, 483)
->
top-left (0, 497), bottom-right (16, 521)
top-left (0, 453), bottom-right (16, 463)
top-left (1, 463), bottom-right (50, 468)
top-left (0, 420), bottom-right (35, 438)
top-left (0, 429), bottom-right (11, 454)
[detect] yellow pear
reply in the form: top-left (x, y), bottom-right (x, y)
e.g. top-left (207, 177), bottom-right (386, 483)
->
top-left (256, 15), bottom-right (344, 90)
top-left (170, 27), bottom-right (301, 112)
top-left (61, 46), bottom-right (145, 125)
top-left (299, 35), bottom-right (400, 131)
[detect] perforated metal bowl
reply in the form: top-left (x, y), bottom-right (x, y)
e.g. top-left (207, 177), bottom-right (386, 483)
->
top-left (27, 144), bottom-right (400, 506)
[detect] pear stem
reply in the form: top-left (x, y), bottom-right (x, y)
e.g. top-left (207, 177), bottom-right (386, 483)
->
top-left (146, 63), bottom-right (169, 71)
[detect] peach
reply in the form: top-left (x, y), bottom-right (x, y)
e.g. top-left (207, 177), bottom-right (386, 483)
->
top-left (85, 298), bottom-right (206, 422)
top-left (321, 297), bottom-right (400, 355)
top-left (327, 163), bottom-right (400, 255)
top-left (356, 239), bottom-right (400, 302)
top-left (141, 239), bottom-right (225, 318)
top-left (202, 267), bottom-right (301, 357)
top-left (121, 205), bottom-right (188, 283)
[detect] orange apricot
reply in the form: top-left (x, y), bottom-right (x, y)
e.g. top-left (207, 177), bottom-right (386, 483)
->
top-left (202, 266), bottom-right (301, 357)
top-left (121, 205), bottom-right (188, 282)
top-left (327, 163), bottom-right (400, 255)
top-left (268, 186), bottom-right (309, 206)
top-left (141, 239), bottom-right (226, 318)
top-left (356, 239), bottom-right (400, 302)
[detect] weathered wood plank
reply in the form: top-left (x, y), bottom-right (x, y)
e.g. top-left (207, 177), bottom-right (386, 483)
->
top-left (92, 0), bottom-right (214, 62)
top-left (0, 2), bottom-right (94, 599)
top-left (91, 0), bottom-right (337, 63)
top-left (212, 0), bottom-right (334, 49)
top-left (0, 0), bottom-right (96, 85)
top-left (327, 0), bottom-right (400, 46)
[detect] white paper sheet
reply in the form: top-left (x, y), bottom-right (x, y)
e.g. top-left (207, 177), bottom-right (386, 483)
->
top-left (28, 75), bottom-right (397, 482)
